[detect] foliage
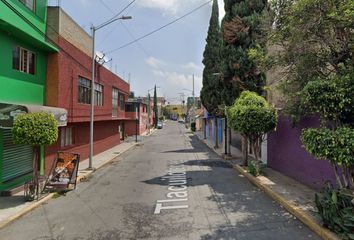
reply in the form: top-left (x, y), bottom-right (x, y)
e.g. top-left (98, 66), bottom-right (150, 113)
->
top-left (301, 127), bottom-right (354, 188)
top-left (200, 0), bottom-right (224, 117)
top-left (191, 122), bottom-right (196, 132)
top-left (153, 85), bottom-right (158, 128)
top-left (315, 183), bottom-right (354, 240)
top-left (228, 91), bottom-right (277, 163)
top-left (12, 112), bottom-right (58, 146)
top-left (248, 160), bottom-right (264, 176)
top-left (300, 74), bottom-right (354, 127)
top-left (269, 0), bottom-right (354, 121)
top-left (220, 0), bottom-right (268, 106)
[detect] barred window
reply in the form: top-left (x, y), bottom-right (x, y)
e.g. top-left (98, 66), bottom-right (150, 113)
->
top-left (112, 88), bottom-right (119, 117)
top-left (60, 127), bottom-right (73, 147)
top-left (78, 77), bottom-right (91, 104)
top-left (13, 46), bottom-right (35, 75)
top-left (119, 93), bottom-right (125, 111)
top-left (20, 0), bottom-right (35, 11)
top-left (94, 84), bottom-right (103, 106)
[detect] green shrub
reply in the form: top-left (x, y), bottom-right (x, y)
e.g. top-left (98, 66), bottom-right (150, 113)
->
top-left (248, 160), bottom-right (262, 176)
top-left (301, 127), bottom-right (354, 188)
top-left (12, 112), bottom-right (58, 146)
top-left (191, 122), bottom-right (196, 132)
top-left (228, 91), bottom-right (277, 164)
top-left (300, 75), bottom-right (354, 127)
top-left (315, 183), bottom-right (354, 240)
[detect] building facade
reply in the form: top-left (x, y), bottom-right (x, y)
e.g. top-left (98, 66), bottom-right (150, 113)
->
top-left (125, 98), bottom-right (149, 136)
top-left (0, 0), bottom-right (59, 191)
top-left (44, 7), bottom-right (130, 174)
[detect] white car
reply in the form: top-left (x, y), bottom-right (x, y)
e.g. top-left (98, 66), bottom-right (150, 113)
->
top-left (157, 121), bottom-right (163, 129)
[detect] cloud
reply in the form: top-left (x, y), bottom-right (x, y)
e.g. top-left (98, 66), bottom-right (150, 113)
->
top-left (136, 0), bottom-right (211, 16)
top-left (182, 62), bottom-right (203, 71)
top-left (146, 57), bottom-right (165, 69)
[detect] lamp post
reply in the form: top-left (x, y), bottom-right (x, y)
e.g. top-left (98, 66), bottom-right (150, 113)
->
top-left (88, 15), bottom-right (132, 170)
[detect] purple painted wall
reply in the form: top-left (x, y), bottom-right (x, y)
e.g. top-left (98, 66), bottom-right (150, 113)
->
top-left (268, 115), bottom-right (336, 190)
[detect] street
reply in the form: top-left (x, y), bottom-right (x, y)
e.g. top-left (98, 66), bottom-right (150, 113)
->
top-left (0, 121), bottom-right (320, 240)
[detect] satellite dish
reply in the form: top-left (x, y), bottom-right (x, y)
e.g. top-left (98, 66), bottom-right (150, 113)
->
top-left (95, 51), bottom-right (110, 65)
top-left (95, 51), bottom-right (105, 62)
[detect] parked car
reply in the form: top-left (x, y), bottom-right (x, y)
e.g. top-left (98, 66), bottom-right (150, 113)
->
top-left (157, 121), bottom-right (163, 129)
top-left (178, 118), bottom-right (185, 123)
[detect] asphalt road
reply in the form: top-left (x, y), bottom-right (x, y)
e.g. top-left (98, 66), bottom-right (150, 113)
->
top-left (0, 121), bottom-right (320, 240)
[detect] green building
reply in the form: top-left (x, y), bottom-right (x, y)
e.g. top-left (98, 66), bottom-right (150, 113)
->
top-left (0, 0), bottom-right (58, 192)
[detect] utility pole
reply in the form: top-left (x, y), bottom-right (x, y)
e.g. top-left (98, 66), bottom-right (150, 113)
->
top-left (88, 15), bottom-right (132, 170)
top-left (192, 74), bottom-right (195, 124)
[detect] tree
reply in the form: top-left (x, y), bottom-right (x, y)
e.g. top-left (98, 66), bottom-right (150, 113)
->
top-left (220, 0), bottom-right (268, 160)
top-left (300, 74), bottom-right (354, 189)
top-left (220, 0), bottom-right (268, 105)
top-left (153, 85), bottom-right (158, 128)
top-left (12, 112), bottom-right (58, 199)
top-left (269, 0), bottom-right (354, 122)
top-left (201, 0), bottom-right (223, 117)
top-left (228, 91), bottom-right (277, 166)
top-left (200, 0), bottom-right (224, 148)
top-left (299, 75), bottom-right (354, 238)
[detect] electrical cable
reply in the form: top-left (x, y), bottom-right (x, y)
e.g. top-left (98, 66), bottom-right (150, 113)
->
top-left (105, 0), bottom-right (212, 54)
top-left (95, 0), bottom-right (135, 30)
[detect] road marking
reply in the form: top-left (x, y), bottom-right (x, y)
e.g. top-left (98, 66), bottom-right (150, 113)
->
top-left (154, 163), bottom-right (189, 214)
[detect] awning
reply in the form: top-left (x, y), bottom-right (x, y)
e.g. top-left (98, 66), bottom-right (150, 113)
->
top-left (0, 102), bottom-right (67, 128)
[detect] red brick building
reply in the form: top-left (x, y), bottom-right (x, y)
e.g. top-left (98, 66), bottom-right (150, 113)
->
top-left (124, 98), bottom-right (150, 136)
top-left (44, 7), bottom-right (129, 174)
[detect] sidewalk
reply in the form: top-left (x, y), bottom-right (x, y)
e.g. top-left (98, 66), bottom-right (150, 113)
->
top-left (194, 131), bottom-right (339, 240)
top-left (194, 130), bottom-right (243, 160)
top-left (0, 138), bottom-right (138, 230)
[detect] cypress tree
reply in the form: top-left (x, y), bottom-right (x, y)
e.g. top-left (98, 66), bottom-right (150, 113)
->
top-left (220, 0), bottom-right (267, 106)
top-left (200, 0), bottom-right (223, 117)
top-left (153, 85), bottom-right (158, 128)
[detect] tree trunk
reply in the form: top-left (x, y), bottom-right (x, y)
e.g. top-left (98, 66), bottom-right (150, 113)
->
top-left (228, 127), bottom-right (231, 156)
top-left (32, 146), bottom-right (39, 200)
top-left (242, 135), bottom-right (248, 166)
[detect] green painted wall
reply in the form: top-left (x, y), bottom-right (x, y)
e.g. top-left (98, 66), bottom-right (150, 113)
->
top-left (0, 0), bottom-right (57, 191)
top-left (0, 0), bottom-right (56, 51)
top-left (0, 32), bottom-right (47, 104)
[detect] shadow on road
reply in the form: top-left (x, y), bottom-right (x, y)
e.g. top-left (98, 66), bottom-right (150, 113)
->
top-left (142, 133), bottom-right (318, 240)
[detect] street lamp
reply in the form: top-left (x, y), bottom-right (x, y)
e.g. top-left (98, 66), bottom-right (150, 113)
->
top-left (88, 15), bottom-right (132, 170)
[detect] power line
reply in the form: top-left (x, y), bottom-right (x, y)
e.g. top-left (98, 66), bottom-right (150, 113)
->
top-left (2, 0), bottom-right (92, 73)
top-left (96, 0), bottom-right (135, 29)
top-left (105, 0), bottom-right (213, 54)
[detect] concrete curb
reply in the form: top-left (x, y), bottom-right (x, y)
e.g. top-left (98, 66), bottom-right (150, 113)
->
top-left (194, 133), bottom-right (338, 240)
top-left (0, 142), bottom-right (138, 230)
top-left (0, 193), bottom-right (54, 230)
top-left (233, 165), bottom-right (339, 240)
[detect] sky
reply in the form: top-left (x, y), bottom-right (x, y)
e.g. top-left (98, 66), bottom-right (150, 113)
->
top-left (48, 0), bottom-right (225, 104)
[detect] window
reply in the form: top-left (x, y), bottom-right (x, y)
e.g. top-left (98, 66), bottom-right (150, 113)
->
top-left (13, 46), bottom-right (35, 75)
top-left (78, 77), bottom-right (91, 104)
top-left (119, 93), bottom-right (125, 111)
top-left (125, 103), bottom-right (136, 112)
top-left (112, 88), bottom-right (119, 117)
top-left (60, 127), bottom-right (73, 147)
top-left (94, 84), bottom-right (103, 106)
top-left (20, 0), bottom-right (35, 11)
